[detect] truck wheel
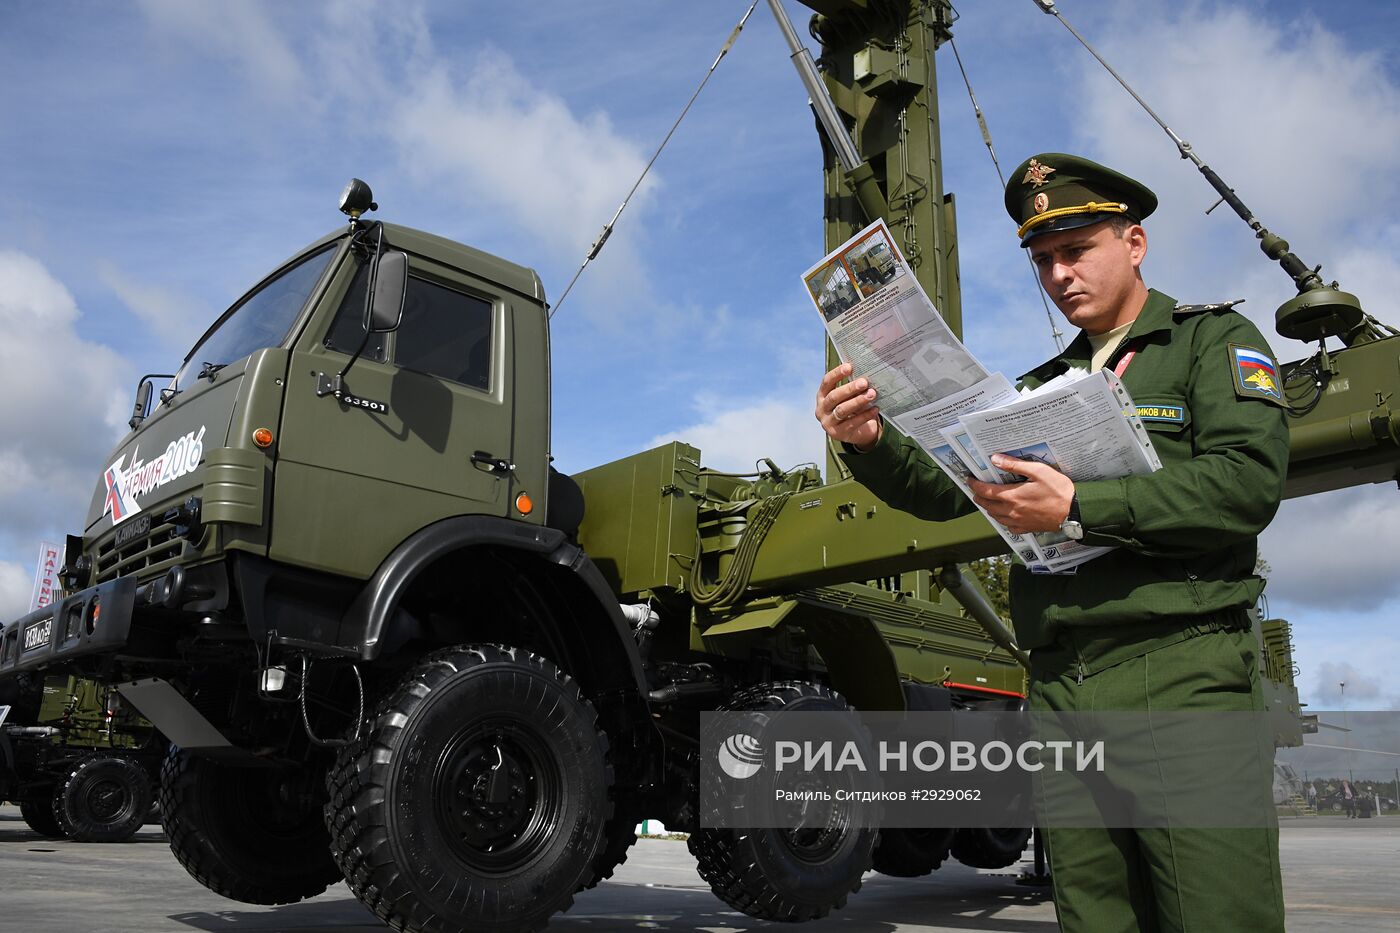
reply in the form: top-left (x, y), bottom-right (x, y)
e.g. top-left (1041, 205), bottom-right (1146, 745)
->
top-left (326, 644), bottom-right (612, 933)
top-left (20, 794), bottom-right (65, 838)
top-left (55, 755), bottom-right (153, 843)
top-left (871, 827), bottom-right (954, 877)
top-left (161, 748), bottom-right (342, 904)
top-left (688, 682), bottom-right (877, 922)
top-left (580, 800), bottom-right (642, 890)
top-left (950, 826), bottom-right (1032, 869)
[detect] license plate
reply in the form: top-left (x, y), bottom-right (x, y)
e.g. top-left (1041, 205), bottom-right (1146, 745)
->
top-left (22, 618), bottom-right (52, 652)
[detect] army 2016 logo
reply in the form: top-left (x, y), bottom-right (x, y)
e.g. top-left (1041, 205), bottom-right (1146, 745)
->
top-left (102, 426), bottom-right (207, 524)
top-left (1231, 346), bottom-right (1282, 400)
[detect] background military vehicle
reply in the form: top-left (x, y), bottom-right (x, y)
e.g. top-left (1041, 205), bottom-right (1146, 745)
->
top-left (0, 1), bottom-right (1395, 931)
top-left (0, 674), bottom-right (162, 842)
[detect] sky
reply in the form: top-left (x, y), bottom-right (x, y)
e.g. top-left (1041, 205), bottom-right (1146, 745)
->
top-left (1, 0), bottom-right (1398, 711)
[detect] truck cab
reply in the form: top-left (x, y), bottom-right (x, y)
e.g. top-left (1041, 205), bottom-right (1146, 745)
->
top-left (2, 217), bottom-right (567, 676)
top-left (89, 221), bottom-right (549, 585)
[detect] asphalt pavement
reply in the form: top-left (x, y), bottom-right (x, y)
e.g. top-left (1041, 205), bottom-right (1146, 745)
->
top-left (1, 806), bottom-right (1395, 932)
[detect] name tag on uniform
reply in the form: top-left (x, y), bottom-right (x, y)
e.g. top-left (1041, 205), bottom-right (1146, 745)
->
top-left (1135, 405), bottom-right (1185, 424)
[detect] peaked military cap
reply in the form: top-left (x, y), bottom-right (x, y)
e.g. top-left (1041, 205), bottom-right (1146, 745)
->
top-left (1005, 152), bottom-right (1158, 246)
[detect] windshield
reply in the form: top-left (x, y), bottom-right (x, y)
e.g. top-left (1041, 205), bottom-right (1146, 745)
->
top-left (172, 244), bottom-right (337, 388)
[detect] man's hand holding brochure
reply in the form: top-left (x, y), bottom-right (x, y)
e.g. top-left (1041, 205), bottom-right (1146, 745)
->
top-left (805, 220), bottom-right (1162, 573)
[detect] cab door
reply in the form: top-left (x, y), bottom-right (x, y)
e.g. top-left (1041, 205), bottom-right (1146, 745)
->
top-left (272, 250), bottom-right (516, 579)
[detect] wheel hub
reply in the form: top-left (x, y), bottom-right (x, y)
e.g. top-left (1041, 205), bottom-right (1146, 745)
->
top-left (452, 740), bottom-right (536, 840)
top-left (86, 778), bottom-right (129, 821)
top-left (434, 723), bottom-right (560, 873)
top-left (774, 774), bottom-right (849, 863)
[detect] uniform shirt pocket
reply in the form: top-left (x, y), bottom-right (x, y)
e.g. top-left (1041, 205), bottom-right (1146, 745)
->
top-left (1133, 395), bottom-right (1193, 463)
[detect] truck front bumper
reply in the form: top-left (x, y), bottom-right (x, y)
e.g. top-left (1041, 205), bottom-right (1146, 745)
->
top-left (0, 577), bottom-right (138, 677)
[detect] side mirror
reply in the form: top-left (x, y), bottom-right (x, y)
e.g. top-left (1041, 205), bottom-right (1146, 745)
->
top-left (129, 373), bottom-right (175, 430)
top-left (130, 381), bottom-right (153, 430)
top-left (320, 243), bottom-right (405, 401)
top-left (368, 251), bottom-right (408, 333)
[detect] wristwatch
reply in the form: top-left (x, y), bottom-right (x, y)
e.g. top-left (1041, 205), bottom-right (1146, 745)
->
top-left (1060, 493), bottom-right (1084, 541)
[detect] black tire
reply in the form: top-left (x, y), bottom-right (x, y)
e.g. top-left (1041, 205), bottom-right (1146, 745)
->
top-left (161, 747), bottom-right (341, 905)
top-left (581, 802), bottom-right (641, 890)
top-left (871, 827), bottom-right (954, 878)
top-left (20, 794), bottom-right (65, 838)
top-left (326, 644), bottom-right (612, 933)
top-left (950, 826), bottom-right (1032, 869)
top-left (55, 755), bottom-right (153, 843)
top-left (688, 682), bottom-right (878, 923)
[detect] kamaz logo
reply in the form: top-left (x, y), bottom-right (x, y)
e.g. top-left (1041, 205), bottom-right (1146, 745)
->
top-left (23, 619), bottom-right (52, 652)
top-left (115, 515), bottom-right (151, 548)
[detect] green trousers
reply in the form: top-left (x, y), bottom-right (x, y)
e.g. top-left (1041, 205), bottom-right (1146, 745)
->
top-left (1029, 627), bottom-right (1287, 933)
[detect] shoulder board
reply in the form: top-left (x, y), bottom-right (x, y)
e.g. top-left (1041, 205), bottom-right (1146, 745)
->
top-left (1173, 298), bottom-right (1245, 317)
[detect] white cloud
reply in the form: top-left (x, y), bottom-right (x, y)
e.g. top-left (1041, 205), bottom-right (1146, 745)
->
top-left (1260, 486), bottom-right (1400, 611)
top-left (0, 252), bottom-right (131, 554)
top-left (226, 0), bottom-right (659, 283)
top-left (646, 396), bottom-right (829, 477)
top-left (301, 3), bottom-right (663, 322)
top-left (0, 560), bottom-right (33, 622)
top-left (388, 49), bottom-right (654, 260)
top-left (1082, 5), bottom-right (1400, 232)
top-left (1307, 660), bottom-right (1399, 710)
top-left (98, 261), bottom-right (208, 352)
top-left (1074, 4), bottom-right (1400, 360)
top-left (1329, 225), bottom-right (1400, 322)
top-left (118, 1), bottom-right (782, 338)
top-left (635, 311), bottom-right (836, 477)
top-left (1287, 616), bottom-right (1400, 710)
top-left (138, 0), bottom-right (304, 100)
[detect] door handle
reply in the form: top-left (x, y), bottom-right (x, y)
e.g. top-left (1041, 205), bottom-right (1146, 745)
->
top-left (471, 451), bottom-right (515, 474)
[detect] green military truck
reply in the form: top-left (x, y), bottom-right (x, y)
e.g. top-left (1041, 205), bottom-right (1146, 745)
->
top-left (0, 674), bottom-right (162, 841)
top-left (0, 184), bottom-right (1030, 931)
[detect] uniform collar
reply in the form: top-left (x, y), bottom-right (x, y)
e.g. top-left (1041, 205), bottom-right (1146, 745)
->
top-left (1124, 288), bottom-right (1180, 342)
top-left (1019, 288), bottom-right (1178, 385)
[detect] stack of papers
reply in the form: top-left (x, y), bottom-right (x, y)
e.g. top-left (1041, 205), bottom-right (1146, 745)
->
top-left (804, 220), bottom-right (1161, 573)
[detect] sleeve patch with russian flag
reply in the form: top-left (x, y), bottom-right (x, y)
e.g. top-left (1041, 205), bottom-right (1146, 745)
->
top-left (1229, 344), bottom-right (1285, 405)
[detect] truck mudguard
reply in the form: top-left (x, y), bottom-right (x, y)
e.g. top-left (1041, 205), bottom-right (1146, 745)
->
top-left (340, 515), bottom-right (652, 698)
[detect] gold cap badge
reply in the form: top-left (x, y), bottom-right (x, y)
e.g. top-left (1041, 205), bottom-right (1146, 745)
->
top-left (1023, 159), bottom-right (1056, 187)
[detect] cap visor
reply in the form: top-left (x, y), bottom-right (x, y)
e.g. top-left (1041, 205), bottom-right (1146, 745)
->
top-left (1020, 212), bottom-right (1130, 247)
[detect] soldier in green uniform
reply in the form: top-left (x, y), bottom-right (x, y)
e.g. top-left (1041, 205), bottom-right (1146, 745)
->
top-left (816, 154), bottom-right (1288, 932)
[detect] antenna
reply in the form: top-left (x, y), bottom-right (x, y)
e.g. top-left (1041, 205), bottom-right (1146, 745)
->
top-left (1031, 0), bottom-right (1396, 347)
top-left (550, 2), bottom-right (761, 319)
